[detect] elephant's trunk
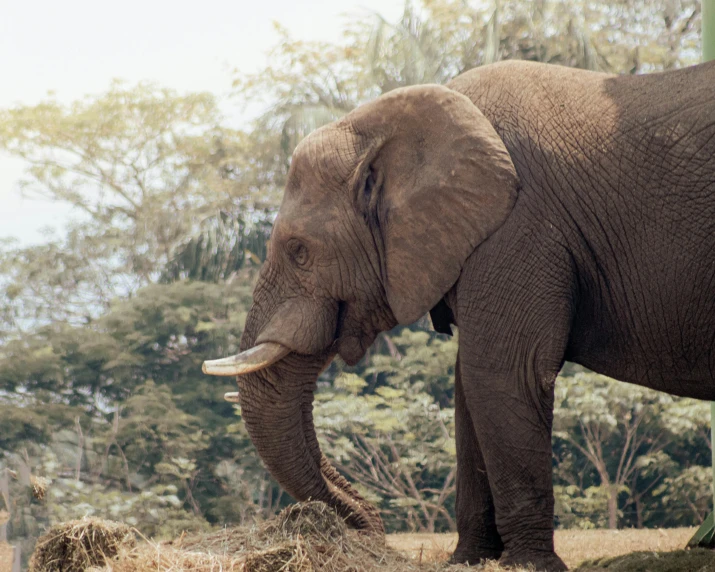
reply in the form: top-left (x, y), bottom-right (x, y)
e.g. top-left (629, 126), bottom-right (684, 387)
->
top-left (205, 265), bottom-right (383, 533)
top-left (235, 353), bottom-right (383, 533)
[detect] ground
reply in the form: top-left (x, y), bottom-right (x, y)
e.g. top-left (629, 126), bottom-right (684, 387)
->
top-left (387, 528), bottom-right (697, 569)
top-left (22, 506), bottom-right (709, 572)
top-left (0, 542), bottom-right (15, 572)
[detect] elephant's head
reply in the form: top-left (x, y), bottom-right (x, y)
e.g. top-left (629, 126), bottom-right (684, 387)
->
top-left (203, 85), bottom-right (518, 532)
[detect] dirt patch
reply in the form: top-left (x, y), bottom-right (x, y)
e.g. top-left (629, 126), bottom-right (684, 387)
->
top-left (0, 543), bottom-right (15, 572)
top-left (553, 528), bottom-right (696, 568)
top-left (388, 528), bottom-right (699, 569)
top-left (29, 518), bottom-right (135, 572)
top-left (575, 548), bottom-right (715, 571)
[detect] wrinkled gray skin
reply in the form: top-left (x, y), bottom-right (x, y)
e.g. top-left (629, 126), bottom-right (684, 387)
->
top-left (233, 61), bottom-right (715, 571)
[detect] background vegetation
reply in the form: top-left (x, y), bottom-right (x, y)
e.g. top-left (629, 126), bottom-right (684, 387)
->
top-left (0, 0), bottom-right (709, 565)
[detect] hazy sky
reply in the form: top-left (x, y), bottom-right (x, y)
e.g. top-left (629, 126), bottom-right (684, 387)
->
top-left (0, 0), bottom-right (405, 245)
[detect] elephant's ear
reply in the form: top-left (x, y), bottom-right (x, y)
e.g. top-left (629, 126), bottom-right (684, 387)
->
top-left (349, 85), bottom-right (519, 324)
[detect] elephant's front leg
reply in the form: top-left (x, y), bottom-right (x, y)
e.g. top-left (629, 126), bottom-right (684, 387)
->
top-left (461, 356), bottom-right (567, 571)
top-left (452, 354), bottom-right (504, 564)
top-left (454, 225), bottom-right (572, 570)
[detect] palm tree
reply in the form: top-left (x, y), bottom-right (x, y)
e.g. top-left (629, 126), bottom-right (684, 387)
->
top-left (161, 210), bottom-right (272, 283)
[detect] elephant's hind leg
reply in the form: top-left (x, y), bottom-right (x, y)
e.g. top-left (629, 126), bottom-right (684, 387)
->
top-left (451, 353), bottom-right (504, 564)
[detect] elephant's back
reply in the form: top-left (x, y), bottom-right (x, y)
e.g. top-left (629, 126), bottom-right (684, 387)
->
top-left (601, 60), bottom-right (715, 129)
top-left (447, 61), bottom-right (613, 136)
top-left (449, 60), bottom-right (715, 221)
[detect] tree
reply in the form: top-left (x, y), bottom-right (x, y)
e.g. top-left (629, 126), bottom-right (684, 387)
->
top-left (316, 371), bottom-right (457, 532)
top-left (0, 84), bottom-right (280, 334)
top-left (235, 0), bottom-right (702, 162)
top-left (161, 210), bottom-right (273, 284)
top-left (0, 278), bottom-right (280, 563)
top-left (313, 330), bottom-right (458, 532)
top-left (553, 368), bottom-right (711, 529)
top-left (0, 84), bottom-right (232, 276)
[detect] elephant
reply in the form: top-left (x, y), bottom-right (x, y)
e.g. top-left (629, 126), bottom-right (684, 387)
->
top-left (203, 60), bottom-right (715, 571)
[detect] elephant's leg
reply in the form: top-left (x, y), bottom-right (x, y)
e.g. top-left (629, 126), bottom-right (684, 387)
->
top-left (457, 306), bottom-right (570, 572)
top-left (454, 223), bottom-right (573, 571)
top-left (452, 354), bottom-right (504, 564)
top-left (461, 358), bottom-right (567, 571)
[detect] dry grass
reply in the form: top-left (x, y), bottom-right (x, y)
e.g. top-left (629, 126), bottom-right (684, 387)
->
top-left (111, 543), bottom-right (246, 571)
top-left (555, 527), bottom-right (695, 568)
top-left (29, 518), bottom-right (135, 572)
top-left (386, 533), bottom-right (456, 564)
top-left (102, 502), bottom-right (441, 572)
top-left (387, 527), bottom-right (699, 570)
top-left (26, 505), bottom-right (708, 572)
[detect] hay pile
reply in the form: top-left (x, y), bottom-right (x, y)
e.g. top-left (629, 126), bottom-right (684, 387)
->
top-left (26, 507), bottom-right (715, 571)
top-left (28, 502), bottom-right (482, 572)
top-left (29, 518), bottom-right (135, 572)
top-left (111, 501), bottom-right (446, 572)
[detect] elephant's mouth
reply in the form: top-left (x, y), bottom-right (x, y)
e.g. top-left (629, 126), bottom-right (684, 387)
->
top-left (333, 300), bottom-right (383, 365)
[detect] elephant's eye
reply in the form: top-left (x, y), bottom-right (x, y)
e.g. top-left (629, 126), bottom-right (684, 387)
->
top-left (286, 239), bottom-right (309, 268)
top-left (360, 166), bottom-right (382, 223)
top-left (364, 168), bottom-right (377, 202)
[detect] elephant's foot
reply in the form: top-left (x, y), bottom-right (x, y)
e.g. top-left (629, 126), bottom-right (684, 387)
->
top-left (500, 550), bottom-right (568, 571)
top-left (450, 544), bottom-right (502, 566)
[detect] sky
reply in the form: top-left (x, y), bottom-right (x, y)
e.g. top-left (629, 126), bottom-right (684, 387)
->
top-left (0, 0), bottom-right (405, 245)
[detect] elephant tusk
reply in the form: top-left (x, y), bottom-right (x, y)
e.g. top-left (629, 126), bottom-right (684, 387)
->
top-left (202, 342), bottom-right (291, 376)
top-left (224, 391), bottom-right (240, 403)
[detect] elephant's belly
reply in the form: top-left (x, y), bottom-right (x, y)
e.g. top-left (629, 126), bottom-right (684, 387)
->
top-left (568, 311), bottom-right (715, 401)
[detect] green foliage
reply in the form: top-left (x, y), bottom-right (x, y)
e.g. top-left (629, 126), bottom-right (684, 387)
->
top-left (314, 332), bottom-right (458, 532)
top-left (114, 381), bottom-right (208, 488)
top-left (47, 479), bottom-right (209, 539)
top-left (364, 329), bottom-right (457, 406)
top-left (0, 278), bottom-right (280, 563)
top-left (0, 83), bottom-right (228, 280)
top-left (554, 484), bottom-right (614, 529)
top-left (553, 369), bottom-right (711, 529)
top-left (0, 280), bottom-right (252, 407)
top-left (0, 407), bottom-right (52, 450)
top-left (653, 465), bottom-right (712, 526)
top-left (236, 0), bottom-right (701, 161)
top-left (315, 383), bottom-right (456, 532)
top-left (0, 84), bottom-right (281, 335)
